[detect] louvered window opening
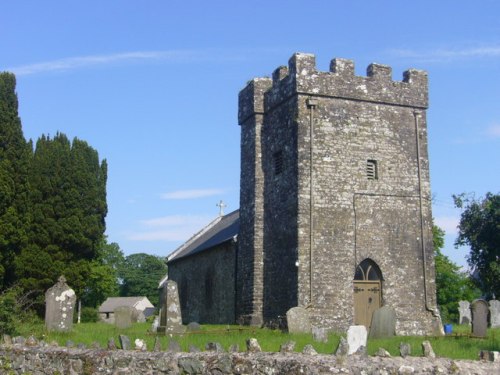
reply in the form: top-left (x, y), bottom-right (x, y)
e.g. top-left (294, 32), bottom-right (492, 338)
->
top-left (274, 151), bottom-right (284, 175)
top-left (366, 159), bottom-right (378, 180)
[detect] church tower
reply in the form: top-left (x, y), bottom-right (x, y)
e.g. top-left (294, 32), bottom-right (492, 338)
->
top-left (238, 53), bottom-right (442, 335)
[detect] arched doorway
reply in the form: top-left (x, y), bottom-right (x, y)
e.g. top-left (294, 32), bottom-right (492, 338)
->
top-left (353, 259), bottom-right (382, 328)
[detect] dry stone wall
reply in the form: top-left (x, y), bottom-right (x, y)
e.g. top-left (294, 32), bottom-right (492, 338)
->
top-left (1, 345), bottom-right (499, 374)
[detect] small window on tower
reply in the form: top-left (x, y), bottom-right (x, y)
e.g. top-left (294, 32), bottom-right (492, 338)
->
top-left (274, 151), bottom-right (284, 175)
top-left (366, 159), bottom-right (378, 180)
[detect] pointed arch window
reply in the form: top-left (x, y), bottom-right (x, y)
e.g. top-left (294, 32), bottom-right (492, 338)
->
top-left (354, 258), bottom-right (382, 281)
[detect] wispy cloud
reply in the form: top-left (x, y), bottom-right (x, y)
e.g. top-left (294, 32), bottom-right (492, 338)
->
top-left (128, 214), bottom-right (213, 242)
top-left (161, 188), bottom-right (225, 200)
top-left (485, 124), bottom-right (500, 138)
top-left (434, 215), bottom-right (459, 235)
top-left (388, 45), bottom-right (500, 63)
top-left (4, 49), bottom-right (242, 76)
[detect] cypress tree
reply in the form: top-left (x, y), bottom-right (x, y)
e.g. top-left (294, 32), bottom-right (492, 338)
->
top-left (16, 134), bottom-right (107, 309)
top-left (0, 73), bottom-right (31, 289)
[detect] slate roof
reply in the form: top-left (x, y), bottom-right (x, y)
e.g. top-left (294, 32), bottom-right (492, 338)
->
top-left (167, 209), bottom-right (239, 264)
top-left (98, 296), bottom-right (152, 313)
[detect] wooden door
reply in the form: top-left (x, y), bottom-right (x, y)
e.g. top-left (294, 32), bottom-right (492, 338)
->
top-left (353, 280), bottom-right (381, 328)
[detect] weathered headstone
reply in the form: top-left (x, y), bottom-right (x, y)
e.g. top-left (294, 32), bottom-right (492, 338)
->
top-left (118, 334), bottom-right (131, 350)
top-left (399, 342), bottom-right (411, 358)
top-left (489, 300), bottom-right (500, 328)
top-left (335, 336), bottom-right (349, 356)
top-left (246, 338), bottom-right (261, 352)
top-left (286, 306), bottom-right (311, 334)
top-left (368, 306), bottom-right (396, 339)
top-left (347, 325), bottom-right (367, 355)
top-left (422, 340), bottom-right (435, 358)
top-left (167, 339), bottom-right (182, 353)
top-left (471, 299), bottom-right (489, 337)
top-left (458, 300), bottom-right (471, 325)
top-left (44, 276), bottom-right (76, 332)
top-left (302, 344), bottom-right (318, 355)
top-left (312, 326), bottom-right (328, 343)
top-left (158, 280), bottom-right (185, 334)
top-left (114, 306), bottom-right (133, 329)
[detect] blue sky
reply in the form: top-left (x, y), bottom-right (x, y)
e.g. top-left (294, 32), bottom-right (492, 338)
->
top-left (1, 1), bottom-right (499, 267)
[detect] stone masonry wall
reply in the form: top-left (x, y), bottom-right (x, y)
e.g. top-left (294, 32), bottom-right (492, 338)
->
top-left (1, 346), bottom-right (499, 374)
top-left (168, 241), bottom-right (236, 324)
top-left (238, 53), bottom-right (440, 334)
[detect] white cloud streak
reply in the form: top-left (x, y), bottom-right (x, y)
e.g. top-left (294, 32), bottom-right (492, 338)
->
top-left (389, 45), bottom-right (500, 63)
top-left (128, 214), bottom-right (213, 242)
top-left (5, 50), bottom-right (240, 76)
top-left (485, 124), bottom-right (500, 138)
top-left (161, 188), bottom-right (225, 200)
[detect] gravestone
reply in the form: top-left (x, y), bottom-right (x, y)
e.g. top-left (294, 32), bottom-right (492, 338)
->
top-left (458, 300), bottom-right (471, 325)
top-left (114, 306), bottom-right (133, 329)
top-left (347, 325), bottom-right (367, 355)
top-left (471, 299), bottom-right (489, 337)
top-left (489, 300), bottom-right (500, 328)
top-left (158, 280), bottom-right (185, 334)
top-left (45, 276), bottom-right (76, 332)
top-left (312, 326), bottom-right (328, 343)
top-left (368, 306), bottom-right (396, 339)
top-left (286, 306), bottom-right (312, 333)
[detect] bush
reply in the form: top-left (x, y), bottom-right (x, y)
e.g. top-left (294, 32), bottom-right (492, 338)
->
top-left (0, 287), bottom-right (19, 335)
top-left (80, 306), bottom-right (100, 323)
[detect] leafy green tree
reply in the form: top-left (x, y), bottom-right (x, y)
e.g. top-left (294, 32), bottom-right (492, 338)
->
top-left (80, 240), bottom-right (125, 308)
top-left (454, 192), bottom-right (500, 298)
top-left (119, 253), bottom-right (167, 306)
top-left (433, 225), bottom-right (479, 323)
top-left (0, 73), bottom-right (31, 289)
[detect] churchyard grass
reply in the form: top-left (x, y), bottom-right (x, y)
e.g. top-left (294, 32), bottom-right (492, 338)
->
top-left (16, 322), bottom-right (499, 360)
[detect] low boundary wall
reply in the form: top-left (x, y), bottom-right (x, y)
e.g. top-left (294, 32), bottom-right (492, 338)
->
top-left (1, 346), bottom-right (499, 374)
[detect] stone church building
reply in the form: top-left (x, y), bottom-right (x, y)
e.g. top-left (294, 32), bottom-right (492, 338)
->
top-left (167, 53), bottom-right (442, 335)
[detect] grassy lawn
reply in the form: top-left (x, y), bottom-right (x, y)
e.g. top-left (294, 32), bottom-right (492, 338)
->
top-left (15, 321), bottom-right (500, 360)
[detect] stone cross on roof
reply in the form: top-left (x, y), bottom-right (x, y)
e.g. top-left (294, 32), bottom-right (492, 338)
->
top-left (216, 200), bottom-right (227, 217)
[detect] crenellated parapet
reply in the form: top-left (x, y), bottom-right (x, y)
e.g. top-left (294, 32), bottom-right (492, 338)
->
top-left (239, 53), bottom-right (428, 120)
top-left (238, 78), bottom-right (272, 125)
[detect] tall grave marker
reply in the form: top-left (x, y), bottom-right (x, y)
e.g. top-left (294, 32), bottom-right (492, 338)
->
top-left (158, 280), bottom-right (185, 334)
top-left (45, 276), bottom-right (76, 332)
top-left (458, 301), bottom-right (471, 325)
top-left (471, 299), bottom-right (489, 338)
top-left (489, 300), bottom-right (500, 328)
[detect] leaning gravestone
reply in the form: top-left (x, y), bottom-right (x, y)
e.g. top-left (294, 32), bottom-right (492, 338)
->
top-left (114, 306), bottom-right (134, 329)
top-left (458, 300), bottom-right (471, 325)
top-left (158, 280), bottom-right (185, 334)
top-left (45, 276), bottom-right (76, 332)
top-left (471, 299), bottom-right (489, 337)
top-left (347, 325), bottom-right (367, 355)
top-left (369, 306), bottom-right (396, 339)
top-left (489, 300), bottom-right (500, 328)
top-left (286, 306), bottom-right (312, 334)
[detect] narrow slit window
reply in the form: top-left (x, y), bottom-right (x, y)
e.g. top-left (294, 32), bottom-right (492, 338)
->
top-left (366, 159), bottom-right (378, 180)
top-left (274, 151), bottom-right (284, 175)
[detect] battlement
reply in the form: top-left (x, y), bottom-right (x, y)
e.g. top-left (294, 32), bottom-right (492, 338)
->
top-left (238, 53), bottom-right (428, 124)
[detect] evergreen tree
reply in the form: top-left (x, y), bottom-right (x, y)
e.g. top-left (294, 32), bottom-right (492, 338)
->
top-left (0, 73), bottom-right (31, 289)
top-left (15, 133), bottom-right (107, 311)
